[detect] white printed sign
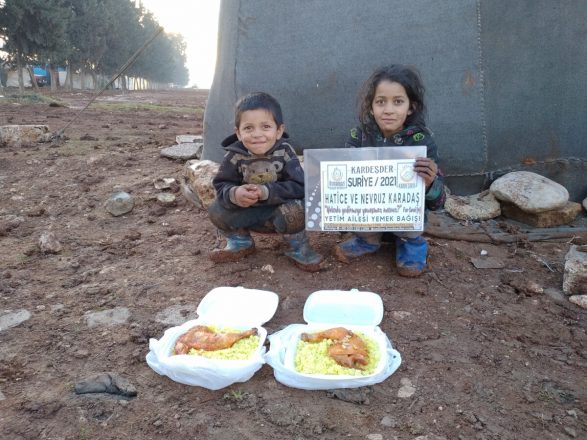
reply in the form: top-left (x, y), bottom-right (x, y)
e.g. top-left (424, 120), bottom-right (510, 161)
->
top-left (318, 159), bottom-right (425, 231)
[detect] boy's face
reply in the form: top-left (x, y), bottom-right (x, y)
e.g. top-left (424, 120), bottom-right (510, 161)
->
top-left (235, 109), bottom-right (284, 155)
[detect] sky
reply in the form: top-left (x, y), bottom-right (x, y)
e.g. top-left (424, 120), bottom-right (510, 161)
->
top-left (141, 0), bottom-right (220, 89)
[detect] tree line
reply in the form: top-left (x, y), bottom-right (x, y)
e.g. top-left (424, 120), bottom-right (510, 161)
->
top-left (0, 0), bottom-right (190, 92)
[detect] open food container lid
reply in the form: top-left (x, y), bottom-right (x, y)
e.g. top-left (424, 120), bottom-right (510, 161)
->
top-left (196, 286), bottom-right (279, 327)
top-left (303, 289), bottom-right (383, 327)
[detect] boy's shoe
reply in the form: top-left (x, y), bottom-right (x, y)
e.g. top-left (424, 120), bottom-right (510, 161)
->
top-left (395, 236), bottom-right (427, 277)
top-left (210, 232), bottom-right (255, 263)
top-left (333, 235), bottom-right (380, 263)
top-left (284, 231), bottom-right (324, 272)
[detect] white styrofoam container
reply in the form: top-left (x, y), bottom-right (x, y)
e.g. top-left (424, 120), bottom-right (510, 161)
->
top-left (266, 289), bottom-right (402, 390)
top-left (146, 287), bottom-right (278, 390)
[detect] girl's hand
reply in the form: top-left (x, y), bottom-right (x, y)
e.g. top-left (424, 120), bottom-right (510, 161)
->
top-left (234, 184), bottom-right (260, 207)
top-left (414, 157), bottom-right (438, 189)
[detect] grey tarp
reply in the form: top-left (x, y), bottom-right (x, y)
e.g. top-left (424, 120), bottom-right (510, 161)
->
top-left (203, 0), bottom-right (587, 200)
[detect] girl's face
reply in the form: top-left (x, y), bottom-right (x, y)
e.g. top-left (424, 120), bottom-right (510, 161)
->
top-left (371, 80), bottom-right (412, 138)
top-left (235, 109), bottom-right (284, 155)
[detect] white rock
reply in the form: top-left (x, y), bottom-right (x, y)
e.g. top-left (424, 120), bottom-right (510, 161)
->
top-left (0, 309), bottom-right (31, 332)
top-left (445, 190), bottom-right (501, 220)
top-left (176, 134), bottom-right (203, 144)
top-left (183, 159), bottom-right (219, 209)
top-left (397, 378), bottom-right (416, 398)
top-left (104, 191), bottom-right (134, 217)
top-left (563, 245), bottom-right (587, 295)
top-left (155, 304), bottom-right (198, 326)
top-left (85, 307), bottom-right (130, 328)
top-left (39, 231), bottom-right (63, 254)
top-left (490, 171), bottom-right (568, 213)
top-left (366, 435), bottom-right (383, 440)
top-left (583, 197), bottom-right (587, 211)
top-left (569, 295), bottom-right (587, 309)
top-left (160, 142), bottom-right (203, 160)
top-left (0, 125), bottom-right (50, 146)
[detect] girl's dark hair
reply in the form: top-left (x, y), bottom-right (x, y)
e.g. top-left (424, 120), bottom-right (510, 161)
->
top-left (357, 64), bottom-right (426, 135)
top-left (234, 92), bottom-right (283, 127)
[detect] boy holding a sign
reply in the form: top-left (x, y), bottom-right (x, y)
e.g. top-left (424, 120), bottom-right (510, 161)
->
top-left (208, 92), bottom-right (324, 272)
top-left (334, 64), bottom-right (445, 277)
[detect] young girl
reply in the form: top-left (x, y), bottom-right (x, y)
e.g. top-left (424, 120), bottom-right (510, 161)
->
top-left (334, 64), bottom-right (445, 277)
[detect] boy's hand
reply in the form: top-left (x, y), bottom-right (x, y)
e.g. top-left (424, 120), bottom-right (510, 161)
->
top-left (414, 157), bottom-right (438, 189)
top-left (234, 184), bottom-right (260, 207)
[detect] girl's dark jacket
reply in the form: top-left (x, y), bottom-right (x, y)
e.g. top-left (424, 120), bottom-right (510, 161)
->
top-left (213, 133), bottom-right (304, 209)
top-left (346, 125), bottom-right (446, 211)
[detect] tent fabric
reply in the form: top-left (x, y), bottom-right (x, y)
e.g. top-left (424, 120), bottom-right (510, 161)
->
top-left (203, 0), bottom-right (587, 200)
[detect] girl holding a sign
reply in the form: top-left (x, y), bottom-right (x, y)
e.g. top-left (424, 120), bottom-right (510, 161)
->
top-left (334, 64), bottom-right (446, 277)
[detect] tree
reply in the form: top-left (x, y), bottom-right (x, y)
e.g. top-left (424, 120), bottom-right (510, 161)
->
top-left (0, 0), bottom-right (69, 92)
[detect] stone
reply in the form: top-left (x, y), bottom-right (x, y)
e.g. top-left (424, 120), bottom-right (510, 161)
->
top-left (39, 231), bottom-right (63, 254)
top-left (156, 193), bottom-right (177, 206)
top-left (563, 245), bottom-right (587, 295)
top-left (104, 191), bottom-right (134, 217)
top-left (569, 295), bottom-right (587, 309)
top-left (583, 197), bottom-right (587, 211)
top-left (155, 304), bottom-right (198, 326)
top-left (85, 307), bottom-right (130, 327)
top-left (380, 415), bottom-right (398, 428)
top-left (326, 387), bottom-right (372, 404)
top-left (490, 171), bottom-right (568, 213)
top-left (160, 142), bottom-right (203, 161)
top-left (183, 159), bottom-right (219, 209)
top-left (176, 134), bottom-right (203, 144)
top-left (500, 201), bottom-right (582, 227)
top-left (0, 125), bottom-right (50, 147)
top-left (153, 177), bottom-right (177, 190)
top-left (445, 190), bottom-right (501, 221)
top-left (75, 373), bottom-right (137, 397)
top-left (397, 378), bottom-right (416, 398)
top-left (0, 309), bottom-right (31, 332)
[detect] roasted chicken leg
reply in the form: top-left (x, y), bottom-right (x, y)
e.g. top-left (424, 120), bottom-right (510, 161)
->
top-left (301, 327), bottom-right (369, 369)
top-left (174, 325), bottom-right (257, 355)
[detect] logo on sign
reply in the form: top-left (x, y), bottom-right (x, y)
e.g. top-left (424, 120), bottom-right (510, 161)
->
top-left (327, 165), bottom-right (347, 189)
top-left (397, 162), bottom-right (417, 189)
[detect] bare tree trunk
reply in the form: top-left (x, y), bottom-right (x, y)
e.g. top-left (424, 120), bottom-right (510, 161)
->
top-left (65, 63), bottom-right (73, 90)
top-left (49, 64), bottom-right (59, 91)
top-left (91, 71), bottom-right (98, 90)
top-left (26, 66), bottom-right (40, 92)
top-left (16, 52), bottom-right (25, 93)
top-left (80, 67), bottom-right (85, 90)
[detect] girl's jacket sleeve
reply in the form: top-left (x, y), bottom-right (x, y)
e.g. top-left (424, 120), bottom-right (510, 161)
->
top-left (422, 134), bottom-right (446, 211)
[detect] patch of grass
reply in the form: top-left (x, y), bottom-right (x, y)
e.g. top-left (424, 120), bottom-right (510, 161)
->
top-left (92, 101), bottom-right (204, 114)
top-left (223, 389), bottom-right (246, 401)
top-left (0, 92), bottom-right (65, 107)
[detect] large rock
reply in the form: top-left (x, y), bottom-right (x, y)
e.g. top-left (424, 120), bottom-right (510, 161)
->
top-left (104, 191), bottom-right (134, 217)
top-left (490, 171), bottom-right (568, 213)
top-left (500, 201), bottom-right (582, 228)
top-left (562, 245), bottom-right (587, 295)
top-left (0, 309), bottom-right (31, 332)
top-left (160, 142), bottom-right (203, 161)
top-left (583, 197), bottom-right (586, 211)
top-left (182, 159), bottom-right (219, 209)
top-left (445, 190), bottom-right (501, 221)
top-left (0, 125), bottom-right (50, 147)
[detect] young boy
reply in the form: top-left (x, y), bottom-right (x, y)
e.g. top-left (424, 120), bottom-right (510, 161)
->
top-left (207, 92), bottom-right (324, 272)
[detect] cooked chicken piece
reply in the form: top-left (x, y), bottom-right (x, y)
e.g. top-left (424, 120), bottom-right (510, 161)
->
top-left (300, 327), bottom-right (352, 342)
top-left (327, 333), bottom-right (369, 369)
top-left (174, 325), bottom-right (257, 355)
top-left (301, 327), bottom-right (370, 369)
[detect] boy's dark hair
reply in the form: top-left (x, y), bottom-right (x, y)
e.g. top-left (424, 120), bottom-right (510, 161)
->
top-left (234, 92), bottom-right (284, 127)
top-left (358, 64), bottom-right (426, 135)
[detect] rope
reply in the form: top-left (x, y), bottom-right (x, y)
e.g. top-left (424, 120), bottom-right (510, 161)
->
top-left (53, 26), bottom-right (164, 139)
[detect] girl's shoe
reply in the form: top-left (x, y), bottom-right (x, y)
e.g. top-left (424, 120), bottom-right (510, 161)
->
top-left (395, 236), bottom-right (427, 277)
top-left (333, 235), bottom-right (380, 263)
top-left (210, 232), bottom-right (255, 262)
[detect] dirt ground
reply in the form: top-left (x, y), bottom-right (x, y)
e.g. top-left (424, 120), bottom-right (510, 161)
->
top-left (1, 89), bottom-right (586, 440)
